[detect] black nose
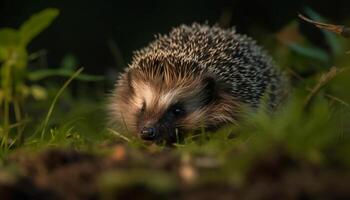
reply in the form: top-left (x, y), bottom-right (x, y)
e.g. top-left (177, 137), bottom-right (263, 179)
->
top-left (140, 127), bottom-right (157, 140)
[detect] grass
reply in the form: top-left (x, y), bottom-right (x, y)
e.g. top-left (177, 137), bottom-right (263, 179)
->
top-left (39, 67), bottom-right (84, 139)
top-left (0, 7), bottom-right (350, 199)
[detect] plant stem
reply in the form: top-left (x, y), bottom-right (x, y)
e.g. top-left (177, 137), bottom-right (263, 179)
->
top-left (13, 98), bottom-right (24, 144)
top-left (1, 61), bottom-right (12, 149)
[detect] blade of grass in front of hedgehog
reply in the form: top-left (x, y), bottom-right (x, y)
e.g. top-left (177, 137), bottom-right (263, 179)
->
top-left (39, 68), bottom-right (83, 140)
top-left (107, 128), bottom-right (131, 142)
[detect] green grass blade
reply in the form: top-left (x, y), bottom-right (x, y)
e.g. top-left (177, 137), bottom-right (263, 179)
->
top-left (28, 69), bottom-right (104, 81)
top-left (40, 68), bottom-right (83, 140)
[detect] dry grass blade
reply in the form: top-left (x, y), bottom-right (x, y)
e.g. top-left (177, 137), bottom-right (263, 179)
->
top-left (323, 93), bottom-right (349, 107)
top-left (287, 68), bottom-right (349, 107)
top-left (304, 67), bottom-right (347, 107)
top-left (107, 128), bottom-right (131, 142)
top-left (298, 14), bottom-right (350, 38)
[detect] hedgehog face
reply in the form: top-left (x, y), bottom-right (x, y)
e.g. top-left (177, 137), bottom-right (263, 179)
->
top-left (109, 57), bottom-right (239, 144)
top-left (127, 71), bottom-right (214, 144)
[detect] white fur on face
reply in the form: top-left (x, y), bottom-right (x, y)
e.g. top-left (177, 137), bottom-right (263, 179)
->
top-left (132, 81), bottom-right (181, 111)
top-left (131, 81), bottom-right (154, 108)
top-left (159, 90), bottom-right (180, 108)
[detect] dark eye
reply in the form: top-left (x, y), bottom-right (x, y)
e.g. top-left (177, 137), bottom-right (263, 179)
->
top-left (171, 105), bottom-right (184, 116)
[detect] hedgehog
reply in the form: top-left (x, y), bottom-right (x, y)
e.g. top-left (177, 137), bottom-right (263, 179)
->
top-left (108, 23), bottom-right (288, 144)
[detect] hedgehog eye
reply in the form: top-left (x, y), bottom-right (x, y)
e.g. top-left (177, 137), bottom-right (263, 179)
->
top-left (171, 104), bottom-right (184, 117)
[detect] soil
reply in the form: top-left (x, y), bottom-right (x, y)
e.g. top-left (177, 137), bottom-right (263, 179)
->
top-left (0, 144), bottom-right (349, 200)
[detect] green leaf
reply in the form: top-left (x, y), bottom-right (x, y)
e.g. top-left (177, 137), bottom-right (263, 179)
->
top-left (0, 47), bottom-right (7, 62)
top-left (27, 69), bottom-right (105, 82)
top-left (0, 28), bottom-right (21, 48)
top-left (0, 45), bottom-right (28, 69)
top-left (288, 43), bottom-right (329, 63)
top-left (304, 7), bottom-right (343, 57)
top-left (19, 8), bottom-right (59, 46)
top-left (12, 47), bottom-right (28, 69)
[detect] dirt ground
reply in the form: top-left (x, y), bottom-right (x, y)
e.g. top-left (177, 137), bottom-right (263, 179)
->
top-left (0, 144), bottom-right (349, 200)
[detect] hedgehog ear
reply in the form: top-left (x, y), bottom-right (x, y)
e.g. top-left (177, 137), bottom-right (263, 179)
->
top-left (202, 76), bottom-right (218, 104)
top-left (202, 75), bottom-right (230, 104)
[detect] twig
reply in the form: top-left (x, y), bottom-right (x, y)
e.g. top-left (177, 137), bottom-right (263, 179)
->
top-left (288, 67), bottom-right (349, 107)
top-left (298, 14), bottom-right (350, 38)
top-left (322, 93), bottom-right (349, 107)
top-left (304, 67), bottom-right (347, 107)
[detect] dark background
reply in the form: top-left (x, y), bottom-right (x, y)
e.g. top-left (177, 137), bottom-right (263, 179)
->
top-left (1, 0), bottom-right (349, 76)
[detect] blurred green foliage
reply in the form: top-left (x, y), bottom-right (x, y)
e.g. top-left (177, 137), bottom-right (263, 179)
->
top-left (0, 9), bottom-right (104, 152)
top-left (0, 8), bottom-right (59, 150)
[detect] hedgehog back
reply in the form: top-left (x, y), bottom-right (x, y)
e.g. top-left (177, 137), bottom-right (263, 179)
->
top-left (132, 24), bottom-right (287, 108)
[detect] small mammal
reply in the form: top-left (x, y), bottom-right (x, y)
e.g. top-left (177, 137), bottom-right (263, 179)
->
top-left (108, 23), bottom-right (288, 144)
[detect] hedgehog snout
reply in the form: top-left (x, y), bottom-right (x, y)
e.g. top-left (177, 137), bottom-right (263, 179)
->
top-left (140, 127), bottom-right (157, 140)
top-left (139, 122), bottom-right (180, 143)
